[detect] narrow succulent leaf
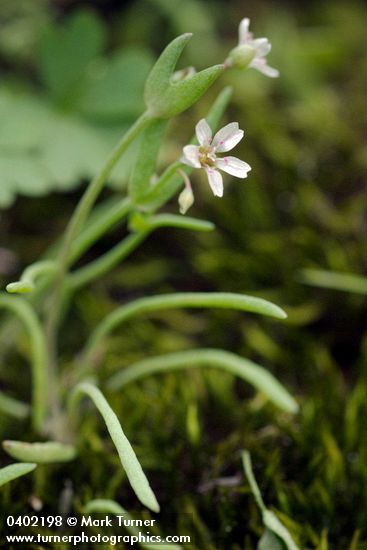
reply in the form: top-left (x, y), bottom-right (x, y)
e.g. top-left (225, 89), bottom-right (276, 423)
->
top-left (0, 463), bottom-right (36, 487)
top-left (144, 33), bottom-right (192, 113)
top-left (81, 292), bottom-right (286, 371)
top-left (71, 383), bottom-right (159, 512)
top-left (145, 33), bottom-right (224, 117)
top-left (106, 349), bottom-right (298, 413)
top-left (129, 212), bottom-right (214, 233)
top-left (85, 499), bottom-right (126, 515)
top-left (2, 441), bottom-right (77, 464)
top-left (85, 500), bottom-right (182, 550)
top-left (0, 295), bottom-right (47, 430)
top-left (156, 64), bottom-right (225, 118)
top-left (242, 451), bottom-right (266, 512)
top-left (300, 269), bottom-right (367, 295)
top-left (70, 213), bottom-right (215, 293)
top-left (0, 392), bottom-right (30, 420)
top-left (6, 261), bottom-right (57, 294)
top-left (258, 530), bottom-right (285, 550)
top-left (242, 451), bottom-right (300, 550)
top-left (262, 511), bottom-right (299, 550)
top-left (6, 282), bottom-right (34, 294)
top-left (129, 119), bottom-right (168, 202)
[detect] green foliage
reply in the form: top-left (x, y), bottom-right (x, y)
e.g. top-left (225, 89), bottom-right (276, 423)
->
top-left (0, 463), bottom-right (36, 487)
top-left (242, 451), bottom-right (300, 550)
top-left (38, 9), bottom-right (106, 106)
top-left (106, 349), bottom-right (298, 413)
top-left (0, 392), bottom-right (30, 419)
top-left (2, 440), bottom-right (76, 463)
top-left (0, 9), bottom-right (154, 207)
top-left (71, 383), bottom-right (160, 512)
top-left (144, 33), bottom-right (224, 117)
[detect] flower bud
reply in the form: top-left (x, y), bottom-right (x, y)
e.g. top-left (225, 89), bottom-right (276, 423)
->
top-left (178, 185), bottom-right (194, 215)
top-left (226, 45), bottom-right (255, 69)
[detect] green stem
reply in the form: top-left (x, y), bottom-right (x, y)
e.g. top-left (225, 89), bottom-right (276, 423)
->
top-left (47, 111), bottom-right (152, 340)
top-left (69, 197), bottom-right (133, 266)
top-left (79, 292), bottom-right (287, 377)
top-left (69, 213), bottom-right (214, 292)
top-left (0, 295), bottom-right (47, 430)
top-left (137, 160), bottom-right (184, 212)
top-left (58, 111), bottom-right (152, 272)
top-left (69, 231), bottom-right (149, 290)
top-left (105, 348), bottom-right (298, 413)
top-left (44, 112), bottom-right (152, 436)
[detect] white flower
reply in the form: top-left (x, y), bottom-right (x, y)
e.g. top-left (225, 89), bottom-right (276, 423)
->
top-left (232, 17), bottom-right (279, 78)
top-left (181, 119), bottom-right (251, 199)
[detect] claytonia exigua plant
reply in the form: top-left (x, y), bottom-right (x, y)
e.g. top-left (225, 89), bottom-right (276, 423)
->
top-left (180, 118), bottom-right (251, 212)
top-left (0, 17), bottom-right (296, 544)
top-left (227, 18), bottom-right (279, 78)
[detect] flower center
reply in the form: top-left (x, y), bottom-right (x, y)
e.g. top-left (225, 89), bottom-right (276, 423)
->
top-left (198, 146), bottom-right (215, 167)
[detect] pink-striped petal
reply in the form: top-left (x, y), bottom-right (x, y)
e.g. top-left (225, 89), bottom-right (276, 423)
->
top-left (195, 119), bottom-right (212, 147)
top-left (215, 156), bottom-right (252, 178)
top-left (212, 123), bottom-right (244, 153)
top-left (182, 145), bottom-right (201, 168)
top-left (205, 168), bottom-right (223, 197)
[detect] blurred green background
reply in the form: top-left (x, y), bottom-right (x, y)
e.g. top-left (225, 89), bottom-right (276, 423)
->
top-left (0, 1), bottom-right (366, 548)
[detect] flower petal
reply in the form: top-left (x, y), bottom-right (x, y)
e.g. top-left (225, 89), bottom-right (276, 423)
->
top-left (250, 58), bottom-right (279, 78)
top-left (195, 119), bottom-right (212, 147)
top-left (252, 38), bottom-right (271, 57)
top-left (205, 168), bottom-right (223, 197)
top-left (215, 156), bottom-right (252, 178)
top-left (182, 145), bottom-right (201, 168)
top-left (239, 18), bottom-right (251, 44)
top-left (212, 122), bottom-right (244, 153)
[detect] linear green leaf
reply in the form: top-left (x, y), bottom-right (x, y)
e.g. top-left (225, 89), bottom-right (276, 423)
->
top-left (69, 217), bottom-right (214, 291)
top-left (2, 441), bottom-right (77, 464)
top-left (258, 530), bottom-right (284, 550)
top-left (6, 261), bottom-right (57, 294)
top-left (145, 34), bottom-right (193, 111)
top-left (71, 383), bottom-right (159, 512)
top-left (0, 463), bottom-right (36, 487)
top-left (129, 213), bottom-right (214, 233)
top-left (242, 451), bottom-right (300, 550)
top-left (106, 349), bottom-right (298, 413)
top-left (0, 392), bottom-right (30, 420)
top-left (300, 269), bottom-right (367, 295)
top-left (129, 119), bottom-right (168, 202)
top-left (85, 499), bottom-right (182, 549)
top-left (0, 294), bottom-right (47, 430)
top-left (80, 292), bottom-right (287, 374)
